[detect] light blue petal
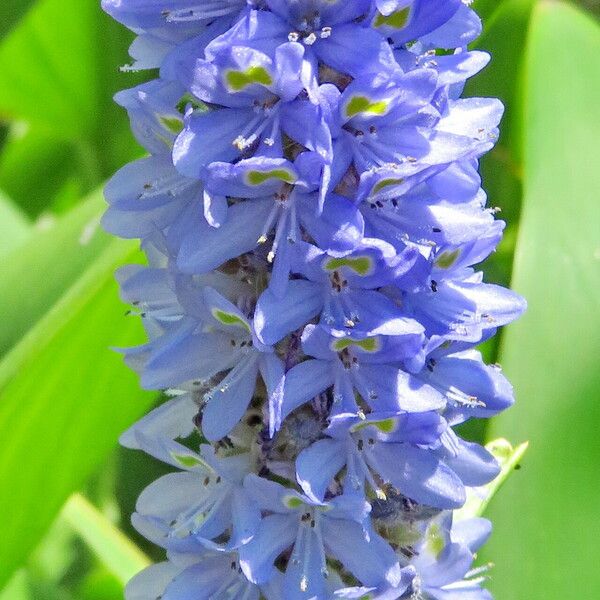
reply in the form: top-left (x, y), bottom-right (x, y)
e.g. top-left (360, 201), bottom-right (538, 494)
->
top-left (421, 4), bottom-right (482, 49)
top-left (387, 0), bottom-right (461, 44)
top-left (173, 107), bottom-right (253, 178)
top-left (143, 329), bottom-right (238, 389)
top-left (296, 438), bottom-right (346, 502)
top-left (366, 443), bottom-right (465, 509)
top-left (427, 587), bottom-right (492, 600)
top-left (281, 360), bottom-right (334, 422)
top-left (322, 519), bottom-right (402, 587)
top-left (164, 556), bottom-right (260, 600)
top-left (299, 193), bottom-right (364, 257)
top-left (177, 198), bottom-right (272, 274)
top-left (203, 190), bottom-right (228, 228)
top-left (258, 352), bottom-right (286, 435)
top-left (451, 518), bottom-right (492, 553)
top-left (229, 487), bottom-right (262, 548)
top-left (315, 24), bottom-right (396, 77)
top-left (284, 527), bottom-right (329, 600)
top-left (133, 433), bottom-right (211, 472)
top-left (419, 542), bottom-right (473, 588)
top-left (255, 281), bottom-right (323, 345)
top-left (441, 439), bottom-right (499, 487)
top-left (355, 365), bottom-right (446, 413)
top-left (203, 286), bottom-right (252, 333)
top-left (120, 394), bottom-right (197, 449)
top-left (125, 562), bottom-right (183, 600)
top-left (422, 351), bottom-right (514, 418)
top-left (202, 355), bottom-right (260, 441)
top-left (239, 514), bottom-right (297, 584)
top-left (243, 473), bottom-right (300, 513)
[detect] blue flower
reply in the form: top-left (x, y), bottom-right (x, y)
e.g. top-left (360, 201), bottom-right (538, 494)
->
top-left (176, 155), bottom-right (363, 295)
top-left (125, 550), bottom-right (264, 600)
top-left (296, 410), bottom-right (496, 510)
top-left (406, 515), bottom-right (494, 600)
top-left (130, 437), bottom-right (261, 551)
top-left (206, 5), bottom-right (397, 79)
top-left (279, 324), bottom-right (438, 425)
top-left (373, 0), bottom-right (480, 50)
top-left (101, 0), bottom-right (247, 30)
top-left (101, 1), bottom-right (246, 73)
top-left (173, 42), bottom-right (315, 174)
top-left (239, 474), bottom-right (407, 597)
top-left (255, 239), bottom-right (424, 342)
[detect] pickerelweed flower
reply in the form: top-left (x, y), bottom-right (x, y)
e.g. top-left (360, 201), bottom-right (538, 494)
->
top-left (102, 0), bottom-right (526, 597)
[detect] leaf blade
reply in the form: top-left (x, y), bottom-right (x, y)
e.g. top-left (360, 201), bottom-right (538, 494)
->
top-left (482, 3), bottom-right (600, 598)
top-left (61, 494), bottom-right (150, 585)
top-left (0, 190), bottom-right (30, 256)
top-left (0, 189), bottom-right (110, 355)
top-left (0, 0), bottom-right (36, 42)
top-left (0, 239), bottom-right (157, 588)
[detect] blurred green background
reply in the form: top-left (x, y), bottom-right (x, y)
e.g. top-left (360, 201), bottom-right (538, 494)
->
top-left (0, 0), bottom-right (598, 598)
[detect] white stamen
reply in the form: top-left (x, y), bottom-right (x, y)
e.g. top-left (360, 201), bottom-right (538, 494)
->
top-left (304, 32), bottom-right (317, 45)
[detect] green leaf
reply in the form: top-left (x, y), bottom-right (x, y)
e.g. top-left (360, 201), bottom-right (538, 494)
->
top-left (0, 125), bottom-right (95, 218)
top-left (0, 493), bottom-right (79, 600)
top-left (481, 3), bottom-right (600, 598)
top-left (0, 190), bottom-right (30, 256)
top-left (0, 571), bottom-right (31, 600)
top-left (473, 0), bottom-right (508, 22)
top-left (61, 494), bottom-right (150, 586)
top-left (455, 439), bottom-right (528, 521)
top-left (0, 0), bottom-right (35, 42)
top-left (0, 239), bottom-right (157, 588)
top-left (0, 0), bottom-right (145, 208)
top-left (77, 569), bottom-right (123, 600)
top-left (0, 0), bottom-right (98, 138)
top-left (0, 190), bottom-right (111, 355)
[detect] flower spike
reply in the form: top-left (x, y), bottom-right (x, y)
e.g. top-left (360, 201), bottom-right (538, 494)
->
top-left (103, 0), bottom-right (525, 597)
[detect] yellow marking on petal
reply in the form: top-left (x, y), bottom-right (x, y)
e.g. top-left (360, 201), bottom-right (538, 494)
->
top-left (212, 309), bottom-right (251, 332)
top-left (324, 256), bottom-right (373, 276)
top-left (352, 418), bottom-right (396, 434)
top-left (333, 337), bottom-right (380, 353)
top-left (372, 418), bottom-right (396, 433)
top-left (427, 523), bottom-right (446, 558)
top-left (345, 95), bottom-right (389, 119)
top-left (435, 249), bottom-right (461, 269)
top-left (373, 7), bottom-right (410, 29)
top-left (283, 495), bottom-right (304, 509)
top-left (225, 66), bottom-right (273, 91)
top-left (246, 169), bottom-right (297, 186)
top-left (193, 512), bottom-right (208, 526)
top-left (159, 115), bottom-right (183, 134)
top-left (372, 177), bottom-right (404, 195)
top-left (170, 452), bottom-right (210, 470)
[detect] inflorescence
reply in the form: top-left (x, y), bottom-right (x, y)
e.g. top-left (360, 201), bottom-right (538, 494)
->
top-left (101, 0), bottom-right (526, 598)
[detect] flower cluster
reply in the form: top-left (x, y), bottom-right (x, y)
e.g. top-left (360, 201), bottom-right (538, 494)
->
top-left (102, 0), bottom-right (526, 598)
